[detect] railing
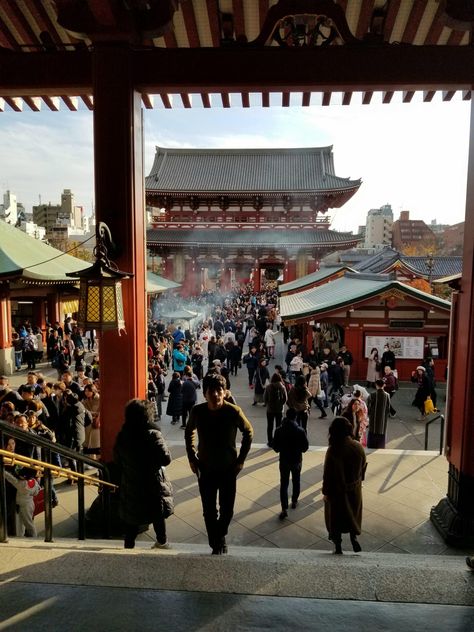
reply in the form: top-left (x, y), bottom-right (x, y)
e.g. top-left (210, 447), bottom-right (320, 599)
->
top-left (424, 413), bottom-right (445, 454)
top-left (0, 420), bottom-right (117, 544)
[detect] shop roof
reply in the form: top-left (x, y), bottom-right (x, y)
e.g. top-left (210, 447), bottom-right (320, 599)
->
top-left (279, 272), bottom-right (451, 321)
top-left (0, 220), bottom-right (90, 284)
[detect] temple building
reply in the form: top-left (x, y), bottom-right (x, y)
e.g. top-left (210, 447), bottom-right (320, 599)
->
top-left (146, 146), bottom-right (362, 295)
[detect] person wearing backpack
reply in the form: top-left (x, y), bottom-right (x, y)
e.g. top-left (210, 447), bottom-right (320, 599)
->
top-left (263, 372), bottom-right (288, 447)
top-left (273, 408), bottom-right (309, 519)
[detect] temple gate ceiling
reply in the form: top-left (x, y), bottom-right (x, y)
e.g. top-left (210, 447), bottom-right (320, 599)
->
top-left (0, 1), bottom-right (472, 112)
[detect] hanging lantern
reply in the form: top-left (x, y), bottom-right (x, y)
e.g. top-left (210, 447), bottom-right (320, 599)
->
top-left (265, 267), bottom-right (280, 281)
top-left (67, 222), bottom-right (132, 332)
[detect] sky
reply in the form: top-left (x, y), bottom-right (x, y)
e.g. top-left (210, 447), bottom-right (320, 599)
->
top-left (0, 94), bottom-right (470, 234)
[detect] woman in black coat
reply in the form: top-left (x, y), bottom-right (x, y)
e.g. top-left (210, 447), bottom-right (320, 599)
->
top-left (114, 399), bottom-right (173, 549)
top-left (166, 372), bottom-right (183, 424)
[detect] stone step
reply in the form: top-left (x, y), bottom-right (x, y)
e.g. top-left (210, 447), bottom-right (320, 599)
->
top-left (1, 538), bottom-right (472, 606)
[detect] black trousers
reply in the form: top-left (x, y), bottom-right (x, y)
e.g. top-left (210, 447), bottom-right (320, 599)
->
top-left (124, 518), bottom-right (166, 549)
top-left (266, 411), bottom-right (282, 445)
top-left (295, 410), bottom-right (308, 432)
top-left (279, 460), bottom-right (302, 510)
top-left (198, 467), bottom-right (237, 550)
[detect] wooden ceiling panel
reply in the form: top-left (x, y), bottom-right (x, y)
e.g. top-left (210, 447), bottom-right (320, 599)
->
top-left (24, 0), bottom-right (64, 49)
top-left (4, 0), bottom-right (41, 49)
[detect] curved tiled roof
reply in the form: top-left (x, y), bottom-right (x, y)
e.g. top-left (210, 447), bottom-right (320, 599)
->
top-left (280, 273), bottom-right (451, 321)
top-left (0, 220), bottom-right (89, 283)
top-left (146, 147), bottom-right (361, 195)
top-left (278, 266), bottom-right (355, 293)
top-left (354, 249), bottom-right (462, 279)
top-left (147, 228), bottom-right (361, 248)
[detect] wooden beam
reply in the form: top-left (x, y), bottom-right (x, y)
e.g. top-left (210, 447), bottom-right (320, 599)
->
top-left (447, 30), bottom-right (465, 46)
top-left (24, 0), bottom-right (65, 49)
top-left (442, 91), bottom-right (455, 102)
top-left (282, 92), bottom-right (290, 107)
top-left (4, 0), bottom-right (41, 49)
top-left (322, 92), bottom-right (331, 106)
top-left (383, 0), bottom-right (401, 42)
top-left (141, 93), bottom-right (154, 109)
top-left (401, 0), bottom-right (428, 44)
top-left (221, 92), bottom-right (231, 108)
top-left (261, 92), bottom-right (270, 108)
top-left (302, 92), bottom-right (311, 107)
top-left (22, 96), bottom-right (41, 111)
top-left (200, 93), bottom-right (211, 108)
top-left (180, 93), bottom-right (191, 108)
top-left (1, 46), bottom-right (473, 97)
top-left (355, 0), bottom-right (375, 40)
top-left (241, 92), bottom-right (250, 108)
top-left (335, 0), bottom-right (348, 12)
top-left (86, 0), bottom-right (116, 27)
top-left (4, 96), bottom-right (22, 112)
top-left (232, 0), bottom-right (246, 39)
top-left (423, 2), bottom-right (445, 44)
top-left (463, 91), bottom-right (472, 101)
top-left (61, 95), bottom-right (78, 111)
top-left (81, 94), bottom-right (94, 110)
top-left (423, 90), bottom-right (435, 102)
top-left (362, 91), bottom-right (373, 104)
top-left (403, 91), bottom-right (415, 103)
top-left (342, 92), bottom-right (352, 105)
top-left (259, 0), bottom-right (269, 31)
top-left (42, 96), bottom-right (59, 111)
top-left (206, 0), bottom-right (221, 47)
top-left (181, 0), bottom-right (201, 47)
top-left (160, 93), bottom-right (172, 109)
top-left (383, 91), bottom-right (394, 104)
top-left (163, 31), bottom-right (178, 48)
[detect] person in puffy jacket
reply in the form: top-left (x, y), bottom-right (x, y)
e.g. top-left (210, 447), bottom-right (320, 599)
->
top-left (264, 373), bottom-right (287, 447)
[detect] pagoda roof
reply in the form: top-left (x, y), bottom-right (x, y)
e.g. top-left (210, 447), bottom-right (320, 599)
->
top-left (0, 220), bottom-right (90, 284)
top-left (146, 147), bottom-right (360, 200)
top-left (280, 272), bottom-right (451, 321)
top-left (147, 228), bottom-right (361, 248)
top-left (354, 248), bottom-right (462, 279)
top-left (279, 265), bottom-right (355, 293)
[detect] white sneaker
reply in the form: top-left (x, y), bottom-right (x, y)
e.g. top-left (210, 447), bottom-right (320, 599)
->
top-left (151, 541), bottom-right (170, 549)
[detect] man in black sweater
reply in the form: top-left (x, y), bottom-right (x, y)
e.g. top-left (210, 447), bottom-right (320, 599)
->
top-left (185, 373), bottom-right (253, 554)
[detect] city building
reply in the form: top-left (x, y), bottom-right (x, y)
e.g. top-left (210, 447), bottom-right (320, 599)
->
top-left (146, 146), bottom-right (362, 295)
top-left (364, 203), bottom-right (393, 248)
top-left (391, 210), bottom-right (436, 251)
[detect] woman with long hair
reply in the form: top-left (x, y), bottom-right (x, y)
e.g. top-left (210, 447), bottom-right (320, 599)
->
top-left (366, 347), bottom-right (380, 388)
top-left (114, 399), bottom-right (173, 549)
top-left (322, 416), bottom-right (367, 554)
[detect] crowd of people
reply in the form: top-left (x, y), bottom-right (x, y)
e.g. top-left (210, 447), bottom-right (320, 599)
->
top-left (1, 318), bottom-right (100, 537)
top-left (1, 288), bottom-right (441, 553)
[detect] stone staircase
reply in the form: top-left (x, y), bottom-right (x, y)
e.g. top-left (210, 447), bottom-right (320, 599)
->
top-left (1, 538), bottom-right (472, 607)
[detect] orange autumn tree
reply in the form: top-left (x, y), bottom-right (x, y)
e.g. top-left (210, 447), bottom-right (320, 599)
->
top-left (404, 278), bottom-right (432, 294)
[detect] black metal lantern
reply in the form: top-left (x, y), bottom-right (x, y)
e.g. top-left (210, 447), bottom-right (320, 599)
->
top-left (67, 222), bottom-right (132, 332)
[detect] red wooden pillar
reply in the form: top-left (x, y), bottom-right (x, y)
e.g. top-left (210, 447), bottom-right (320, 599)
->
top-left (307, 259), bottom-right (318, 274)
top-left (163, 256), bottom-right (173, 280)
top-left (92, 43), bottom-right (147, 462)
top-left (253, 263), bottom-right (261, 293)
top-left (431, 95), bottom-right (474, 546)
top-left (286, 260), bottom-right (297, 283)
top-left (46, 292), bottom-right (61, 325)
top-left (221, 264), bottom-right (231, 293)
top-left (33, 298), bottom-right (46, 331)
top-left (0, 284), bottom-right (12, 374)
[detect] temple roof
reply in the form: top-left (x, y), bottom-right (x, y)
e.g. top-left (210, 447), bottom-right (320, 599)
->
top-left (147, 228), bottom-right (361, 248)
top-left (279, 265), bottom-right (356, 293)
top-left (280, 272), bottom-right (451, 321)
top-left (0, 220), bottom-right (90, 284)
top-left (146, 147), bottom-right (361, 198)
top-left (354, 248), bottom-right (462, 279)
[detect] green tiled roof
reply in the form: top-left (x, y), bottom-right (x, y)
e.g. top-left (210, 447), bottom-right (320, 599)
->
top-left (147, 228), bottom-right (360, 247)
top-left (0, 220), bottom-right (90, 283)
top-left (147, 271), bottom-right (180, 293)
top-left (279, 273), bottom-right (451, 320)
top-left (279, 265), bottom-right (355, 293)
top-left (146, 146), bottom-right (361, 194)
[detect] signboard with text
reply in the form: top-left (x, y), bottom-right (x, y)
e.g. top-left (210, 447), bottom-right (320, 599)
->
top-left (365, 335), bottom-right (424, 359)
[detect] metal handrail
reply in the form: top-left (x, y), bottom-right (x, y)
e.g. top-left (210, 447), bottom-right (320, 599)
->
top-left (0, 420), bottom-right (115, 544)
top-left (0, 450), bottom-right (118, 489)
top-left (424, 413), bottom-right (445, 454)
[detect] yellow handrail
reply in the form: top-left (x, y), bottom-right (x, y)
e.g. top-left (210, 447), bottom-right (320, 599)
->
top-left (0, 449), bottom-right (118, 490)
